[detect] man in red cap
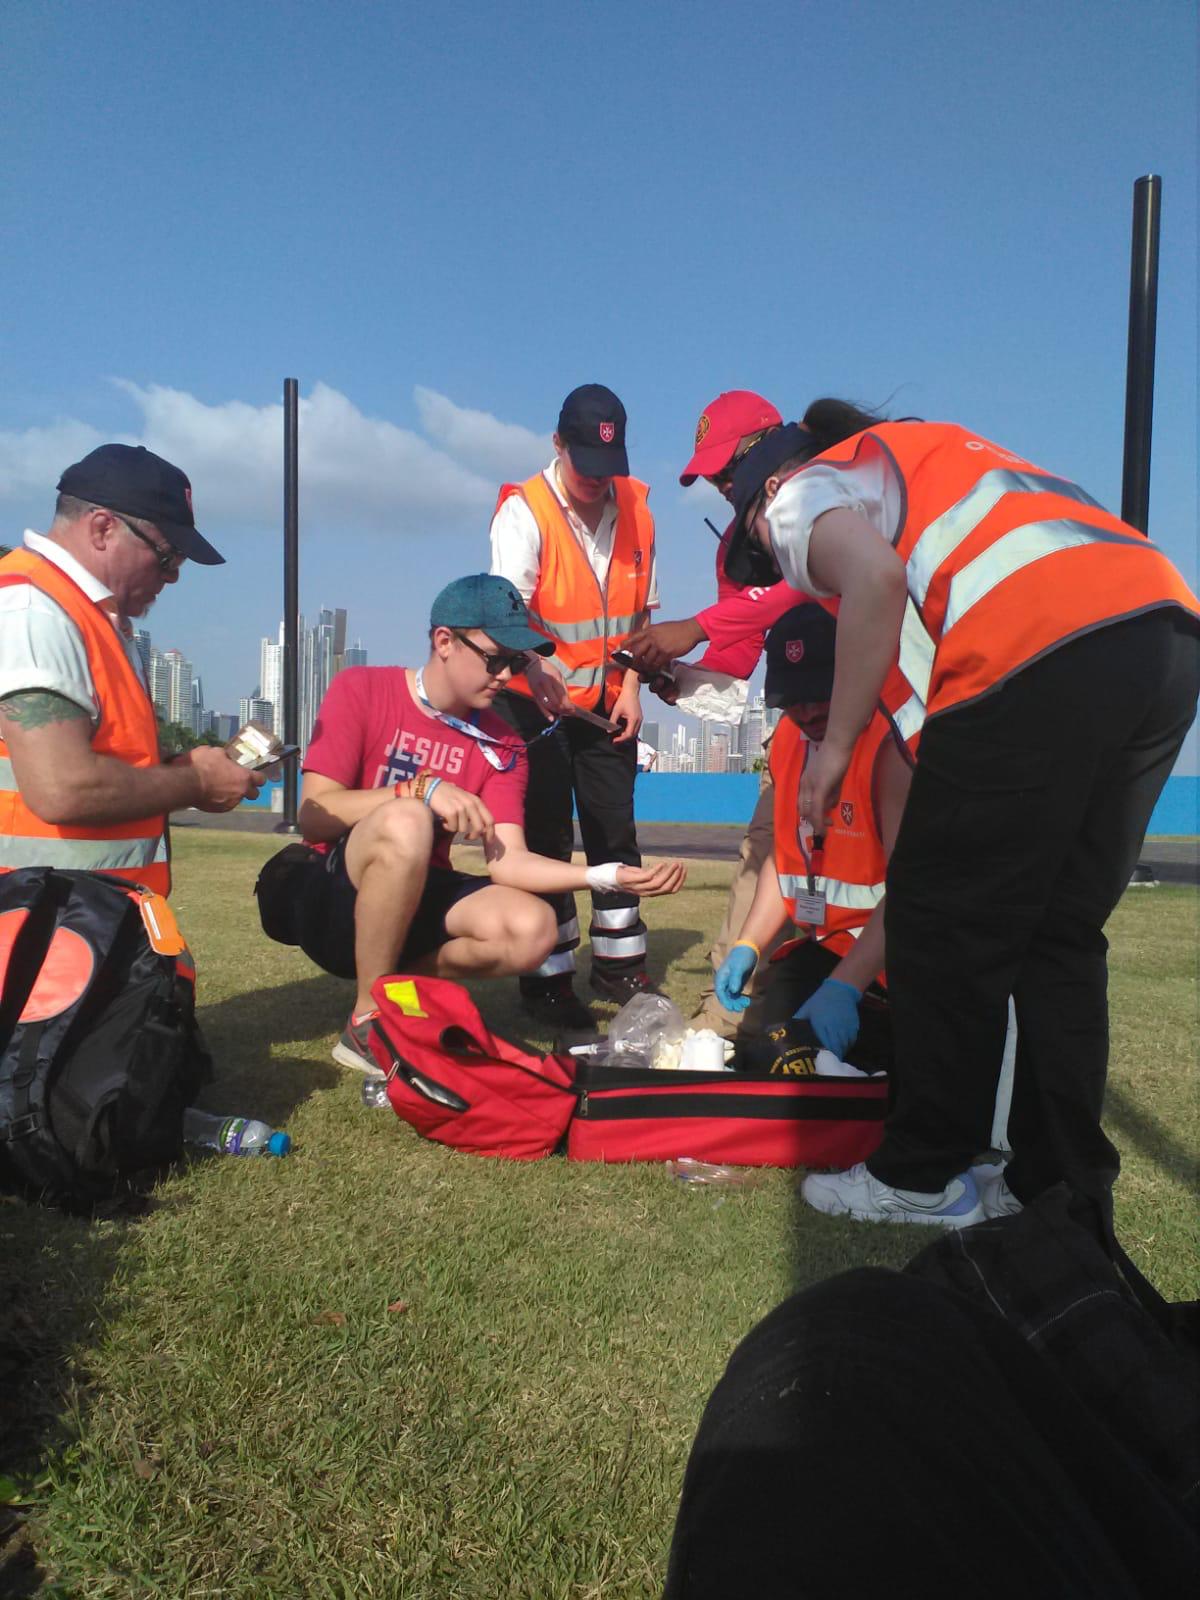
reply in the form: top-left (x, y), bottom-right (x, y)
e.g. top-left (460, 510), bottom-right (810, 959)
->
top-left (623, 392), bottom-right (812, 1036)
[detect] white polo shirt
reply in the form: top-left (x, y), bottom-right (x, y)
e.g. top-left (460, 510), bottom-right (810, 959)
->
top-left (0, 531), bottom-right (147, 723)
top-left (489, 462), bottom-right (660, 610)
top-left (764, 450), bottom-right (903, 596)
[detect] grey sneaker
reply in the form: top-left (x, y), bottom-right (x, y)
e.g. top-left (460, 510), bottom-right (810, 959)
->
top-left (802, 1162), bottom-right (985, 1228)
top-left (332, 1012), bottom-right (385, 1078)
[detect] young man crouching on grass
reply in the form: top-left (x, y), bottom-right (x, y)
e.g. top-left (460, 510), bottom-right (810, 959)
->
top-left (295, 575), bottom-right (687, 1074)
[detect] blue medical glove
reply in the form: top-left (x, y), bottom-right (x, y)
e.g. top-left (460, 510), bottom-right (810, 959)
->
top-left (794, 978), bottom-right (862, 1059)
top-left (715, 943), bottom-right (758, 1013)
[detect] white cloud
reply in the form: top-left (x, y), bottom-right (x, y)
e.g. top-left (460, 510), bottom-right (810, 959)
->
top-left (0, 418), bottom-right (116, 500)
top-left (0, 381), bottom-right (546, 538)
top-left (414, 386), bottom-right (550, 481)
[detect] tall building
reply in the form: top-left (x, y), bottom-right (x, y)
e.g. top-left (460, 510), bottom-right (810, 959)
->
top-left (737, 695), bottom-right (767, 765)
top-left (343, 638), bottom-right (368, 668)
top-left (240, 696), bottom-right (273, 729)
top-left (260, 626), bottom-right (284, 736)
top-left (148, 649), bottom-right (171, 720)
top-left (642, 721), bottom-right (661, 751)
top-left (134, 628), bottom-right (152, 682)
top-left (190, 676), bottom-right (205, 737)
top-left (154, 649), bottom-right (193, 728)
top-left (298, 606), bottom-right (349, 749)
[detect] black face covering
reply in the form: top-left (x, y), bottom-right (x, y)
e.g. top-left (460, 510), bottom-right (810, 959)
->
top-left (724, 532), bottom-right (781, 588)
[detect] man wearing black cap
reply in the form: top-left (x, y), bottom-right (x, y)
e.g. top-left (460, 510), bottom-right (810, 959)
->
top-left (0, 445), bottom-right (259, 893)
top-left (713, 604), bottom-right (915, 1079)
top-left (488, 384), bottom-right (660, 1030)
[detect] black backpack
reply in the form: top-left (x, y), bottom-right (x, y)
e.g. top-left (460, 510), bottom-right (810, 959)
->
top-left (0, 867), bottom-right (211, 1209)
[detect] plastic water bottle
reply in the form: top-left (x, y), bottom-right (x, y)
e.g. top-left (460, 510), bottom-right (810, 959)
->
top-left (183, 1108), bottom-right (291, 1156)
top-left (361, 1078), bottom-right (391, 1110)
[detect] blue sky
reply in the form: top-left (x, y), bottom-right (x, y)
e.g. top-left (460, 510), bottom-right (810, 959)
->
top-left (2, 0), bottom-right (1196, 765)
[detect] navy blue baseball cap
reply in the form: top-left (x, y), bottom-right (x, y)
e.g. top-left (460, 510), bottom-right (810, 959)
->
top-left (429, 574), bottom-right (555, 655)
top-left (721, 423), bottom-right (819, 586)
top-left (557, 384), bottom-right (630, 478)
top-left (57, 444), bottom-right (224, 565)
top-left (764, 604), bottom-right (837, 707)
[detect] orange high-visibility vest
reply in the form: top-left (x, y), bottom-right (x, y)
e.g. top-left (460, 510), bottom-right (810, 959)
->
top-left (493, 472), bottom-right (654, 709)
top-left (771, 711), bottom-right (904, 982)
top-left (799, 422), bottom-right (1200, 720)
top-left (0, 548), bottom-right (170, 894)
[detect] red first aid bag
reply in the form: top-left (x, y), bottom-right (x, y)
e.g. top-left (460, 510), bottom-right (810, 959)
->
top-left (366, 974), bottom-right (577, 1160)
top-left (566, 1059), bottom-right (888, 1168)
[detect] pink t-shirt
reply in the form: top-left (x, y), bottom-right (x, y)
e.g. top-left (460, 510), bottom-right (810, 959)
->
top-left (303, 666), bottom-right (528, 869)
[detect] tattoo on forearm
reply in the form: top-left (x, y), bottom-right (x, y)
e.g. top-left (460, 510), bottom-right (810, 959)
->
top-left (0, 690), bottom-right (93, 731)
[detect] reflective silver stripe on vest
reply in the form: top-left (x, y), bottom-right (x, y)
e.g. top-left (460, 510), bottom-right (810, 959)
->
top-left (0, 832), bottom-right (163, 871)
top-left (527, 609), bottom-right (642, 645)
top-left (0, 757), bottom-right (16, 790)
top-left (906, 470), bottom-right (1105, 607)
top-left (778, 875), bottom-right (884, 912)
top-left (561, 662), bottom-right (605, 689)
top-left (888, 598), bottom-right (932, 743)
top-left (890, 692), bottom-right (926, 745)
top-left (942, 518), bottom-right (1150, 634)
top-left (898, 600), bottom-right (934, 709)
top-left (528, 612), bottom-right (603, 644)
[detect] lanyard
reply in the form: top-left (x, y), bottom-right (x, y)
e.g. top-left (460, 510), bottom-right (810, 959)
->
top-left (412, 668), bottom-right (560, 772)
top-left (413, 668), bottom-right (516, 771)
top-left (796, 824), bottom-right (826, 897)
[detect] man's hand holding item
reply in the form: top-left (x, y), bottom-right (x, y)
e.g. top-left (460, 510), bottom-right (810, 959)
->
top-left (794, 977), bottom-right (862, 1058)
top-left (610, 678), bottom-right (643, 744)
top-left (524, 654), bottom-right (572, 719)
top-left (176, 745), bottom-right (263, 812)
top-left (715, 942), bottom-right (759, 1012)
top-left (623, 617), bottom-right (707, 673)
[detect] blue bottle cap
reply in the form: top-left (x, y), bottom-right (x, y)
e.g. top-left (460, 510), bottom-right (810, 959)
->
top-left (267, 1131), bottom-right (292, 1157)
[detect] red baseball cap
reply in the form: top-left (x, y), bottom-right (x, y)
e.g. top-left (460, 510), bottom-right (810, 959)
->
top-left (679, 390), bottom-right (783, 485)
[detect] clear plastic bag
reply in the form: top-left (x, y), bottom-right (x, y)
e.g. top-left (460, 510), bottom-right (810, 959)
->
top-left (605, 992), bottom-right (687, 1069)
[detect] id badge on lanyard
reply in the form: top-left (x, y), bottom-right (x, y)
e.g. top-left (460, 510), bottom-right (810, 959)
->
top-left (793, 821), bottom-right (827, 926)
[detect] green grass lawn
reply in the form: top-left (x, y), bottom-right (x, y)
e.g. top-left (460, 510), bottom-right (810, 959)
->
top-left (2, 831), bottom-right (1197, 1598)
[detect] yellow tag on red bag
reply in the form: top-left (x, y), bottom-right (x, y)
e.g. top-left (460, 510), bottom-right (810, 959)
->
top-left (382, 979), bottom-right (428, 1018)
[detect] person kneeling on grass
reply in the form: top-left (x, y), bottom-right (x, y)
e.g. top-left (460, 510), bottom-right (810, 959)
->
top-left (295, 574), bottom-right (687, 1075)
top-left (714, 604), bottom-right (915, 1075)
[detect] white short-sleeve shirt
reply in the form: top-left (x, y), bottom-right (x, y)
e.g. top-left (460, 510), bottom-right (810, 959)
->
top-left (0, 531), bottom-right (146, 723)
top-left (765, 445), bottom-right (903, 596)
top-left (489, 462), bottom-right (660, 611)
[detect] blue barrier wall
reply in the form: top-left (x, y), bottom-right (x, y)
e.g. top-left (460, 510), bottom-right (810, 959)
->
top-left (243, 772), bottom-right (1198, 834)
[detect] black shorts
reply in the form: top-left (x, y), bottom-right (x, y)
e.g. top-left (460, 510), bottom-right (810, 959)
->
top-left (295, 838), bottom-right (492, 981)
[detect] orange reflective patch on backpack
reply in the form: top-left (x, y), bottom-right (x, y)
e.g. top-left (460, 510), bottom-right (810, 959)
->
top-left (17, 926), bottom-right (95, 1024)
top-left (132, 889), bottom-right (186, 957)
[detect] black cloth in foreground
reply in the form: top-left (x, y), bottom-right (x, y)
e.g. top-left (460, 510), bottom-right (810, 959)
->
top-left (664, 1266), bottom-right (1198, 1600)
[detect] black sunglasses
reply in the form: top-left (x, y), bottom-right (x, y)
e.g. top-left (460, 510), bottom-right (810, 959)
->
top-left (707, 429), bottom-right (773, 492)
top-left (452, 630), bottom-right (530, 677)
top-left (113, 512), bottom-right (185, 573)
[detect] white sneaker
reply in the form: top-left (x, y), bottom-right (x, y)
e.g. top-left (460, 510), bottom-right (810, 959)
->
top-left (976, 1172), bottom-right (1023, 1218)
top-left (969, 1155), bottom-right (1023, 1219)
top-left (802, 1162), bottom-right (985, 1227)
